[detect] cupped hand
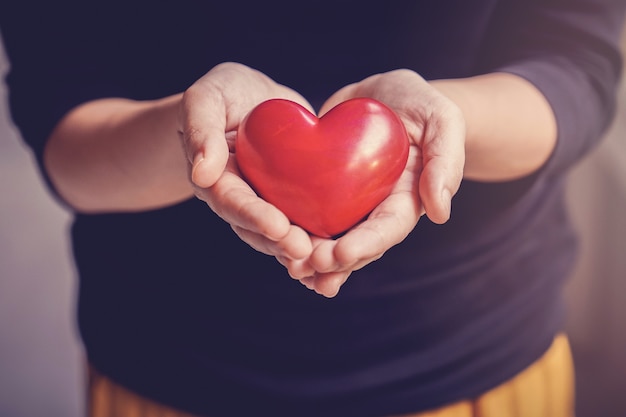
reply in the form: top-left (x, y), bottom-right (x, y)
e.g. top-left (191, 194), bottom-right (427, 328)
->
top-left (286, 69), bottom-right (466, 297)
top-left (177, 62), bottom-right (314, 262)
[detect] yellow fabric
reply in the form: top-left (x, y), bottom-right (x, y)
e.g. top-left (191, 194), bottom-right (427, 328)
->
top-left (88, 335), bottom-right (574, 417)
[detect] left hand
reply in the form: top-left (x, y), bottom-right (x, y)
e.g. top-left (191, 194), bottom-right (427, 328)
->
top-left (281, 69), bottom-right (465, 297)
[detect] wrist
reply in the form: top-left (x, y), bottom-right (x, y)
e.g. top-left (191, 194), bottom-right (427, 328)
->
top-left (430, 73), bottom-right (557, 181)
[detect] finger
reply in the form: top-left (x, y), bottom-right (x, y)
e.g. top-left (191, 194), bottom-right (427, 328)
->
top-left (225, 130), bottom-right (237, 153)
top-left (420, 104), bottom-right (465, 224)
top-left (178, 86), bottom-right (230, 188)
top-left (299, 276), bottom-right (316, 291)
top-left (275, 255), bottom-right (316, 279)
top-left (203, 161), bottom-right (291, 241)
top-left (232, 224), bottom-right (312, 260)
top-left (305, 238), bottom-right (337, 272)
top-left (310, 189), bottom-right (420, 273)
top-left (334, 196), bottom-right (413, 266)
top-left (310, 271), bottom-right (352, 298)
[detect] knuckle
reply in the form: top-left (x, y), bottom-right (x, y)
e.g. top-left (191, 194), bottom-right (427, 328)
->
top-left (180, 125), bottom-right (204, 147)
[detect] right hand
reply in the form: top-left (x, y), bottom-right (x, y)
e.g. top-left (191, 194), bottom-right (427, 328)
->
top-left (178, 62), bottom-right (314, 263)
top-left (280, 69), bottom-right (466, 297)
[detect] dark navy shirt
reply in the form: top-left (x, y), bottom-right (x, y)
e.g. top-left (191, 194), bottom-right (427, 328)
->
top-left (2, 1), bottom-right (624, 416)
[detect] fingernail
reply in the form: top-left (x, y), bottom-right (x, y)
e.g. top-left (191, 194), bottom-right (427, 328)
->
top-left (192, 152), bottom-right (204, 169)
top-left (441, 188), bottom-right (452, 220)
top-left (324, 287), bottom-right (340, 298)
top-left (191, 153), bottom-right (205, 185)
top-left (301, 277), bottom-right (315, 290)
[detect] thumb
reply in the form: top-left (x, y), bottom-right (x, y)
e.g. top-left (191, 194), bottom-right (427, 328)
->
top-left (178, 88), bottom-right (229, 188)
top-left (419, 108), bottom-right (465, 224)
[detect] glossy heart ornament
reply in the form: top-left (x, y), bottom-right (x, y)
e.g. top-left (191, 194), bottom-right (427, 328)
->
top-left (236, 98), bottom-right (410, 238)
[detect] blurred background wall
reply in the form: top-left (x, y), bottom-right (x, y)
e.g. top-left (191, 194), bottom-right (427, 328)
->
top-left (564, 30), bottom-right (626, 417)
top-left (0, 35), bottom-right (84, 417)
top-left (0, 31), bottom-right (625, 417)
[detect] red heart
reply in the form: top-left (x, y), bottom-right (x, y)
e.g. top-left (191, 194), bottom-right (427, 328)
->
top-left (236, 98), bottom-right (409, 238)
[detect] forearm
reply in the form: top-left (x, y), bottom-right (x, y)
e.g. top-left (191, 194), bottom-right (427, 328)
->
top-left (431, 72), bottom-right (557, 182)
top-left (44, 94), bottom-right (193, 212)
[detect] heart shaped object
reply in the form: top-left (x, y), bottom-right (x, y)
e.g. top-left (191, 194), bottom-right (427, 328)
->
top-left (236, 98), bottom-right (410, 238)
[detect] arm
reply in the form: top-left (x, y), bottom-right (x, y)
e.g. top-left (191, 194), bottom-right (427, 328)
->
top-left (431, 73), bottom-right (557, 182)
top-left (44, 63), bottom-right (305, 213)
top-left (44, 94), bottom-right (190, 213)
top-left (44, 62), bottom-right (315, 261)
top-left (49, 74), bottom-right (545, 212)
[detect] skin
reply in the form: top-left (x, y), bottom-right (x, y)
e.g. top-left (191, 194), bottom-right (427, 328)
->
top-left (44, 62), bottom-right (556, 297)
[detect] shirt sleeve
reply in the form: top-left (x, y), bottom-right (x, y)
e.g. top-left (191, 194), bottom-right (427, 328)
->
top-left (0, 4), bottom-right (192, 204)
top-left (0, 5), bottom-right (132, 203)
top-left (477, 0), bottom-right (626, 179)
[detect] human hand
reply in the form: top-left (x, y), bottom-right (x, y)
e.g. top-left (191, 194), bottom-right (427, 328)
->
top-left (283, 69), bottom-right (465, 297)
top-left (178, 62), bottom-right (314, 261)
